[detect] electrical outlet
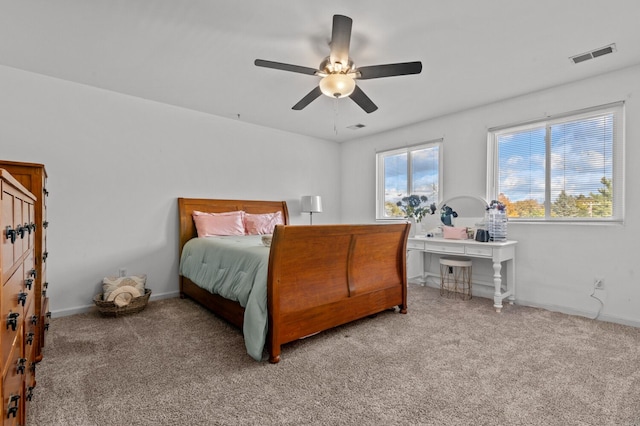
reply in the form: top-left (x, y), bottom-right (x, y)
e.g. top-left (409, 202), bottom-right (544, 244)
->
top-left (594, 278), bottom-right (605, 290)
top-left (118, 268), bottom-right (127, 278)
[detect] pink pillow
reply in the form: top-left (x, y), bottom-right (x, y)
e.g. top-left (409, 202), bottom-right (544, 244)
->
top-left (192, 210), bottom-right (245, 237)
top-left (244, 211), bottom-right (284, 235)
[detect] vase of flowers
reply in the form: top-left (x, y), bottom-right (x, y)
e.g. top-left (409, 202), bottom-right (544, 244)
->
top-left (440, 204), bottom-right (459, 227)
top-left (396, 195), bottom-right (436, 236)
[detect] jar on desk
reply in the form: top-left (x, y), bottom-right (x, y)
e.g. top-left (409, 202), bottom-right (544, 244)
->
top-left (488, 209), bottom-right (507, 241)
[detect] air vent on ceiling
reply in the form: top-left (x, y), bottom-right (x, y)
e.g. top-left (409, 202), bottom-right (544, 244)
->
top-left (347, 123), bottom-right (366, 130)
top-left (570, 43), bottom-right (616, 64)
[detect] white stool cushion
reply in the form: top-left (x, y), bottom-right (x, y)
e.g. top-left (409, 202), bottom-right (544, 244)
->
top-left (439, 257), bottom-right (472, 267)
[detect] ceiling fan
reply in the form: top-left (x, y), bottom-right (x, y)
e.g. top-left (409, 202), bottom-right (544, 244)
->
top-left (254, 14), bottom-right (422, 114)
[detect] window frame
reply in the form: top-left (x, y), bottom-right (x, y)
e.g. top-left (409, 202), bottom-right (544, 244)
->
top-left (375, 139), bottom-right (443, 221)
top-left (487, 102), bottom-right (625, 224)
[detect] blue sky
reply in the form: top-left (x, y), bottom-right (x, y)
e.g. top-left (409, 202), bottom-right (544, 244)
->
top-left (383, 114), bottom-right (612, 208)
top-left (384, 146), bottom-right (439, 203)
top-left (497, 114), bottom-right (613, 203)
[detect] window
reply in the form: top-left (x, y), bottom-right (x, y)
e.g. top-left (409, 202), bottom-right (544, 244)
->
top-left (487, 102), bottom-right (624, 223)
top-left (376, 140), bottom-right (442, 220)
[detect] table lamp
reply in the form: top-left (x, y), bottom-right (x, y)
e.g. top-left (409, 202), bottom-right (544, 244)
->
top-left (301, 195), bottom-right (323, 225)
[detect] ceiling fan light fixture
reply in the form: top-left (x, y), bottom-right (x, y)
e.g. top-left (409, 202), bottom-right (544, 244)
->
top-left (254, 15), bottom-right (422, 113)
top-left (319, 73), bottom-right (355, 98)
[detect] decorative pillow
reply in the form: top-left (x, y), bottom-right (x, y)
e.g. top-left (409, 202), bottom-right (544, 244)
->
top-left (102, 275), bottom-right (146, 301)
top-left (192, 210), bottom-right (245, 237)
top-left (244, 211), bottom-right (284, 235)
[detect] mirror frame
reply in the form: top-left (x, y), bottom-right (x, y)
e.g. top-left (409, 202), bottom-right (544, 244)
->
top-left (437, 195), bottom-right (489, 212)
top-left (438, 195), bottom-right (489, 226)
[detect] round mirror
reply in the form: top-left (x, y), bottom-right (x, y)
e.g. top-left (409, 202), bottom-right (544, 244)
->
top-left (438, 195), bottom-right (488, 227)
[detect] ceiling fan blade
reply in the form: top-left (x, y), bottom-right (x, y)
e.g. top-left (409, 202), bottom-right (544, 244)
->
top-left (329, 14), bottom-right (352, 66)
top-left (292, 86), bottom-right (323, 110)
top-left (254, 59), bottom-right (318, 76)
top-left (349, 85), bottom-right (378, 113)
top-left (356, 61), bottom-right (423, 80)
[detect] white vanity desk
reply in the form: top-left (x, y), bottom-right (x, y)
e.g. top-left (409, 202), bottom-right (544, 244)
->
top-left (408, 236), bottom-right (518, 312)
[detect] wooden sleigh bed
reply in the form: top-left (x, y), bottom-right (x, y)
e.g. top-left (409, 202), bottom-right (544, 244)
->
top-left (178, 198), bottom-right (410, 363)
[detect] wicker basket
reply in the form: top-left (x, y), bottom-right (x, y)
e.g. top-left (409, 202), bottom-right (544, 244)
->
top-left (93, 289), bottom-right (151, 317)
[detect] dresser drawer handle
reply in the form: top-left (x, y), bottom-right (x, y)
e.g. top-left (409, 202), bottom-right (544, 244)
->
top-left (30, 314), bottom-right (38, 325)
top-left (17, 225), bottom-right (26, 239)
top-left (5, 226), bottom-right (16, 243)
top-left (6, 395), bottom-right (19, 418)
top-left (18, 292), bottom-right (28, 307)
top-left (26, 387), bottom-right (35, 402)
top-left (16, 358), bottom-right (27, 375)
top-left (43, 221), bottom-right (49, 229)
top-left (26, 332), bottom-right (35, 345)
top-left (30, 362), bottom-right (36, 374)
top-left (6, 312), bottom-right (20, 331)
top-left (25, 278), bottom-right (34, 290)
top-left (43, 251), bottom-right (49, 262)
top-left (29, 268), bottom-right (37, 278)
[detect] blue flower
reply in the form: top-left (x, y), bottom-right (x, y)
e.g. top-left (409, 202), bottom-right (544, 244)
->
top-left (397, 195), bottom-right (434, 222)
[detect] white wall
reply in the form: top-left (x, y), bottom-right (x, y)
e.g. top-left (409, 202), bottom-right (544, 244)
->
top-left (0, 65), bottom-right (341, 315)
top-left (3, 62), bottom-right (639, 327)
top-left (341, 64), bottom-right (640, 327)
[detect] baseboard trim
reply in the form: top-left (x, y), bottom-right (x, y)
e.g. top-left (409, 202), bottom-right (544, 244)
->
top-left (50, 290), bottom-right (181, 318)
top-left (409, 279), bottom-right (640, 328)
top-left (515, 298), bottom-right (640, 328)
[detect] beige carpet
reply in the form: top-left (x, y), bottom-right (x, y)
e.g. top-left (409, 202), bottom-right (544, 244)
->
top-left (28, 284), bottom-right (640, 426)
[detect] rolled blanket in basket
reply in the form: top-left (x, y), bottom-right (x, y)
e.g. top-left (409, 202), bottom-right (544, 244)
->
top-left (106, 285), bottom-right (141, 307)
top-left (103, 275), bottom-right (146, 301)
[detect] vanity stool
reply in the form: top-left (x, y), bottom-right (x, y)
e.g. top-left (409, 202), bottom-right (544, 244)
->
top-left (439, 257), bottom-right (472, 300)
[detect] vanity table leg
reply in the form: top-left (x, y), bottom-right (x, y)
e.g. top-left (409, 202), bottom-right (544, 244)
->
top-left (507, 259), bottom-right (516, 305)
top-left (407, 250), bottom-right (427, 286)
top-left (493, 261), bottom-right (503, 313)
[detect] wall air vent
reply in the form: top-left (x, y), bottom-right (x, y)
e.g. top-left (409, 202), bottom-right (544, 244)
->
top-left (347, 123), bottom-right (366, 130)
top-left (570, 43), bottom-right (616, 64)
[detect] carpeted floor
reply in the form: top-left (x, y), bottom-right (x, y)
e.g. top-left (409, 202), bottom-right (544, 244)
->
top-left (28, 284), bottom-right (640, 426)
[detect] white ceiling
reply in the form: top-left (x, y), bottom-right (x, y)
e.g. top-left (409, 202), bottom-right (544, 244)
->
top-left (2, 1), bottom-right (640, 142)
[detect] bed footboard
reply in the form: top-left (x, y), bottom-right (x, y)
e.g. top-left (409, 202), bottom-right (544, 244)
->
top-left (266, 223), bottom-right (410, 363)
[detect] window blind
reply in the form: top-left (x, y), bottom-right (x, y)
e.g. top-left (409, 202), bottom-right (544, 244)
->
top-left (489, 102), bottom-right (624, 222)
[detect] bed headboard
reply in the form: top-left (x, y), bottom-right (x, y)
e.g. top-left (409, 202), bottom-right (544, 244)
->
top-left (177, 198), bottom-right (290, 252)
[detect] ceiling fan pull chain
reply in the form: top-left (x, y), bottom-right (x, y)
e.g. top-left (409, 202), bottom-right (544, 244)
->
top-left (333, 97), bottom-right (339, 136)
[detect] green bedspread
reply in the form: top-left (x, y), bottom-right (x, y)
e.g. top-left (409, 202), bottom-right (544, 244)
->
top-left (179, 235), bottom-right (270, 361)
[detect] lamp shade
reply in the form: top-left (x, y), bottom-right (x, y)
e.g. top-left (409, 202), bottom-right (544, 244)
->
top-left (301, 195), bottom-right (323, 213)
top-left (319, 74), bottom-right (356, 98)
